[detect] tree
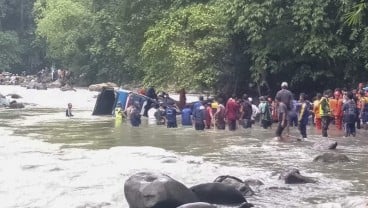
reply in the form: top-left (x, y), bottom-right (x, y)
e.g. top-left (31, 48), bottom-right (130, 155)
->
top-left (0, 31), bottom-right (21, 71)
top-left (141, 3), bottom-right (230, 91)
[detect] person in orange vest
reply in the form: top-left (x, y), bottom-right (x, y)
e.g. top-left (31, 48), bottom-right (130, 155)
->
top-left (332, 90), bottom-right (343, 130)
top-left (313, 93), bottom-right (322, 130)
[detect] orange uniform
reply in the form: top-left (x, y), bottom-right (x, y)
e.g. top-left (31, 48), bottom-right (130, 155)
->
top-left (330, 91), bottom-right (343, 130)
top-left (313, 100), bottom-right (321, 130)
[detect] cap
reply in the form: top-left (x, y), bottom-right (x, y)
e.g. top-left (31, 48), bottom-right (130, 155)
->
top-left (281, 82), bottom-right (288, 88)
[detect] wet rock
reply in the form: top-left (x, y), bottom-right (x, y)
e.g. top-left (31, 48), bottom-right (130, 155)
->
top-left (177, 202), bottom-right (216, 208)
top-left (47, 80), bottom-right (63, 88)
top-left (267, 186), bottom-right (292, 191)
top-left (60, 84), bottom-right (76, 91)
top-left (6, 93), bottom-right (22, 99)
top-left (190, 182), bottom-right (246, 205)
top-left (160, 157), bottom-right (178, 163)
top-left (313, 152), bottom-right (351, 163)
top-left (88, 82), bottom-right (118, 92)
top-left (214, 175), bottom-right (254, 196)
top-left (27, 82), bottom-right (47, 90)
top-left (243, 179), bottom-right (264, 186)
top-left (279, 168), bottom-right (317, 184)
top-left (313, 139), bottom-right (338, 150)
top-left (124, 172), bottom-right (198, 208)
top-left (9, 101), bottom-right (25, 109)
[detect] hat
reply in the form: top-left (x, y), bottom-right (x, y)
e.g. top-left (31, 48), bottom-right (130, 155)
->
top-left (281, 82), bottom-right (288, 88)
top-left (248, 97), bottom-right (253, 102)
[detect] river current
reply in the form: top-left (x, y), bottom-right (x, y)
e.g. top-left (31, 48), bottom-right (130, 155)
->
top-left (0, 85), bottom-right (367, 208)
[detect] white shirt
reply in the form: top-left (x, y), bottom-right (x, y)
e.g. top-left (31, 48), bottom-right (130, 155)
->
top-left (147, 108), bottom-right (157, 124)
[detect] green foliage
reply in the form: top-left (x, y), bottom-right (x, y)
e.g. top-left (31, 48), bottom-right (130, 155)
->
top-left (142, 3), bottom-right (230, 90)
top-left (35, 0), bottom-right (92, 60)
top-left (0, 31), bottom-right (21, 71)
top-left (344, 2), bottom-right (367, 26)
top-left (27, 0), bottom-right (368, 94)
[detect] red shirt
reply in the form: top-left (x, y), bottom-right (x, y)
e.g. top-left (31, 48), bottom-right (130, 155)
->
top-left (225, 98), bottom-right (239, 120)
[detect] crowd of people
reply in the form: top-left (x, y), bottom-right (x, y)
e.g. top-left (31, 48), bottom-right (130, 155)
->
top-left (111, 81), bottom-right (368, 140)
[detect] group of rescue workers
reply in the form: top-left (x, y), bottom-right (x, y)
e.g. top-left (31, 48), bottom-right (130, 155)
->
top-left (112, 82), bottom-right (368, 140)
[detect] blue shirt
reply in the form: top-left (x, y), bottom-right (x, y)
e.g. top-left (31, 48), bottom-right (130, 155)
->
top-left (181, 107), bottom-right (192, 125)
top-left (165, 106), bottom-right (177, 124)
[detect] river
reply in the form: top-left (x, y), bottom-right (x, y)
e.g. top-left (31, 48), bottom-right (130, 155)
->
top-left (0, 85), bottom-right (367, 208)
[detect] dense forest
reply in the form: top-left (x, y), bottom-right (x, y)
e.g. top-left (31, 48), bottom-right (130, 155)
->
top-left (1, 0), bottom-right (368, 96)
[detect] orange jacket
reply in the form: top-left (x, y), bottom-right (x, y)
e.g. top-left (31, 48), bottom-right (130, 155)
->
top-left (330, 98), bottom-right (343, 116)
top-left (329, 98), bottom-right (337, 117)
top-left (313, 100), bottom-right (320, 119)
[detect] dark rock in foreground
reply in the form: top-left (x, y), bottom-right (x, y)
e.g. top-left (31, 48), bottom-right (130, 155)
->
top-left (313, 152), bottom-right (351, 163)
top-left (279, 168), bottom-right (317, 184)
top-left (214, 175), bottom-right (254, 196)
top-left (124, 172), bottom-right (198, 208)
top-left (313, 139), bottom-right (338, 150)
top-left (190, 182), bottom-right (246, 205)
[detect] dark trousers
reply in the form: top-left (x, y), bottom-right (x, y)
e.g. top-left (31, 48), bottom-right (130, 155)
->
top-left (242, 119), bottom-right (252, 129)
top-left (356, 110), bottom-right (361, 129)
top-left (167, 122), bottom-right (177, 128)
top-left (321, 116), bottom-right (330, 137)
top-left (276, 122), bottom-right (286, 137)
top-left (195, 122), bottom-right (205, 130)
top-left (345, 122), bottom-right (356, 137)
top-left (298, 122), bottom-right (307, 138)
top-left (228, 120), bottom-right (237, 131)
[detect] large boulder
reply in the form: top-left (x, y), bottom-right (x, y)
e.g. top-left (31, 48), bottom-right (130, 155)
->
top-left (60, 84), bottom-right (76, 91)
top-left (47, 80), bottom-right (63, 88)
top-left (88, 82), bottom-right (118, 92)
top-left (313, 152), bottom-right (351, 163)
top-left (190, 182), bottom-right (246, 205)
top-left (279, 168), bottom-right (317, 184)
top-left (313, 139), bottom-right (338, 150)
top-left (26, 81), bottom-right (47, 90)
top-left (124, 172), bottom-right (198, 208)
top-left (214, 175), bottom-right (254, 196)
top-left (177, 202), bottom-right (216, 208)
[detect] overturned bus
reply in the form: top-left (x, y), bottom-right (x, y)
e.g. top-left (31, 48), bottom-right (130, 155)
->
top-left (92, 88), bottom-right (156, 116)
